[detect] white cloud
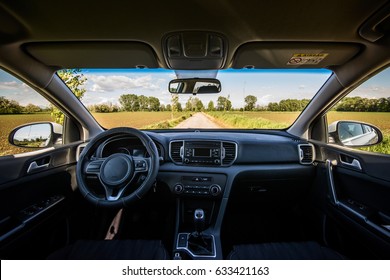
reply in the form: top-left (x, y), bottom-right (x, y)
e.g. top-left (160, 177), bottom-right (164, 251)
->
top-left (258, 94), bottom-right (273, 105)
top-left (86, 75), bottom-right (160, 92)
top-left (350, 85), bottom-right (390, 99)
top-left (0, 81), bottom-right (20, 90)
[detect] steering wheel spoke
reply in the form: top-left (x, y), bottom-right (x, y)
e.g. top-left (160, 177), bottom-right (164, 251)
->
top-left (84, 158), bottom-right (105, 175)
top-left (103, 185), bottom-right (127, 201)
top-left (133, 157), bottom-right (150, 173)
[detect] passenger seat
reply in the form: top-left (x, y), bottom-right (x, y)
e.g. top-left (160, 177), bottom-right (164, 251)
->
top-left (228, 241), bottom-right (344, 260)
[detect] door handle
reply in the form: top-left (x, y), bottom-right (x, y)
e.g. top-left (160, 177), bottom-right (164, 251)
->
top-left (339, 158), bottom-right (362, 170)
top-left (27, 161), bottom-right (50, 173)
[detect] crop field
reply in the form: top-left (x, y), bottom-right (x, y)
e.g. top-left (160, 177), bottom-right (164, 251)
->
top-left (0, 112), bottom-right (188, 156)
top-left (1, 111), bottom-right (390, 156)
top-left (92, 111), bottom-right (187, 129)
top-left (326, 112), bottom-right (390, 133)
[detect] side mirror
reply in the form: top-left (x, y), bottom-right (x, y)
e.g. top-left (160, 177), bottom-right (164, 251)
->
top-left (328, 121), bottom-right (383, 147)
top-left (8, 122), bottom-right (63, 149)
top-left (169, 78), bottom-right (221, 94)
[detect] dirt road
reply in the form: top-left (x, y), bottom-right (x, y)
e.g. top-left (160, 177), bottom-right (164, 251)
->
top-left (175, 112), bottom-right (222, 129)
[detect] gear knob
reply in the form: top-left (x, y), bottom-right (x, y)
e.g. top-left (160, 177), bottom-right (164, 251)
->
top-left (194, 208), bottom-right (205, 234)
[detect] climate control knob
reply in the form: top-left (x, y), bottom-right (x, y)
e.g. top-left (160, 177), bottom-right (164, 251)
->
top-left (209, 184), bottom-right (222, 196)
top-left (173, 184), bottom-right (184, 194)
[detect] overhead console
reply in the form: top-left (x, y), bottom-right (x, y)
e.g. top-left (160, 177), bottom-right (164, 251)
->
top-left (169, 140), bottom-right (237, 166)
top-left (163, 31), bottom-right (227, 70)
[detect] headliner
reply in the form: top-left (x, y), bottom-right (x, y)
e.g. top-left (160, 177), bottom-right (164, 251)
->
top-left (0, 0), bottom-right (388, 69)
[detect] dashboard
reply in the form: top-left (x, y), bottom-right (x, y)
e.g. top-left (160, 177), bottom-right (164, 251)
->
top-left (96, 131), bottom-right (314, 166)
top-left (78, 130), bottom-right (316, 260)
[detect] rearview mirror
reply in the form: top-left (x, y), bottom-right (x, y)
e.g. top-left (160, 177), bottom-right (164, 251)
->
top-left (328, 121), bottom-right (383, 147)
top-left (8, 122), bottom-right (63, 148)
top-left (169, 78), bottom-right (221, 94)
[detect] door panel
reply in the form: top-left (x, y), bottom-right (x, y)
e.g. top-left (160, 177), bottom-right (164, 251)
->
top-left (0, 145), bottom-right (78, 259)
top-left (313, 142), bottom-right (390, 259)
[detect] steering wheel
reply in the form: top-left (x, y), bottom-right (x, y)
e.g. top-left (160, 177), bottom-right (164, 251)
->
top-left (76, 127), bottom-right (159, 208)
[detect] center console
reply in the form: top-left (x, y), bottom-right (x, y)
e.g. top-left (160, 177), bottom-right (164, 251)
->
top-left (158, 171), bottom-right (227, 259)
top-left (162, 140), bottom-right (236, 259)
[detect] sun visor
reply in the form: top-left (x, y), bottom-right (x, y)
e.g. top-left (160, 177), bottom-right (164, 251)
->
top-left (232, 43), bottom-right (362, 69)
top-left (24, 42), bottom-right (159, 69)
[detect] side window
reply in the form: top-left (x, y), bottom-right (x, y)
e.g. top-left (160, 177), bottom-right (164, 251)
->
top-left (327, 67), bottom-right (390, 154)
top-left (0, 69), bottom-right (63, 157)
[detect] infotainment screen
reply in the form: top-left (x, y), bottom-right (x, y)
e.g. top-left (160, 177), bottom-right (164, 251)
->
top-left (193, 148), bottom-right (211, 157)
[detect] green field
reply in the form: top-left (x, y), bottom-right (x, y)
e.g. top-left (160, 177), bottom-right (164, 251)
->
top-left (1, 111), bottom-right (390, 156)
top-left (207, 111), bottom-right (390, 132)
top-left (207, 111), bottom-right (390, 154)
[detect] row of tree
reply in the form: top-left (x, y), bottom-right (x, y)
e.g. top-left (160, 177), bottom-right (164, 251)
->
top-left (94, 95), bottom-right (390, 113)
top-left (102, 94), bottom-right (234, 113)
top-left (334, 97), bottom-right (390, 112)
top-left (0, 97), bottom-right (49, 114)
top-left (2, 94), bottom-right (390, 115)
top-left (267, 99), bottom-right (310, 112)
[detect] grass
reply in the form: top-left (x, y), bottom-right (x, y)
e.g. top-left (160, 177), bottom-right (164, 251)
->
top-left (207, 111), bottom-right (292, 129)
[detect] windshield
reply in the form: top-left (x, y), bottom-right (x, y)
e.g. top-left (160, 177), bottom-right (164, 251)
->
top-left (58, 68), bottom-right (332, 129)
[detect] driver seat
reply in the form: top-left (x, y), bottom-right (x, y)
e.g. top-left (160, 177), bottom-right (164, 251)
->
top-left (48, 239), bottom-right (168, 260)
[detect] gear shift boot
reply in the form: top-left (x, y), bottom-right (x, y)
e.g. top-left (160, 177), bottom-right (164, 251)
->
top-left (187, 208), bottom-right (214, 256)
top-left (188, 234), bottom-right (214, 255)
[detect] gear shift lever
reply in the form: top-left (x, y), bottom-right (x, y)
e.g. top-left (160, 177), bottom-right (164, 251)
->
top-left (194, 209), bottom-right (205, 235)
top-left (187, 208), bottom-right (213, 256)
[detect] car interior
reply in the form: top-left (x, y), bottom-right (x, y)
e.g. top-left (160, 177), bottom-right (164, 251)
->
top-left (0, 0), bottom-right (390, 260)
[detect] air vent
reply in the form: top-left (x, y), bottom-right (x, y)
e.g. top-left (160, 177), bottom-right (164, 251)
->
top-left (76, 143), bottom-right (87, 161)
top-left (170, 141), bottom-right (184, 163)
top-left (222, 142), bottom-right (237, 165)
top-left (298, 144), bottom-right (315, 164)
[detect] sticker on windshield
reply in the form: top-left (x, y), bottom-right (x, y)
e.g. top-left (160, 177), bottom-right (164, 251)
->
top-left (287, 53), bottom-right (328, 65)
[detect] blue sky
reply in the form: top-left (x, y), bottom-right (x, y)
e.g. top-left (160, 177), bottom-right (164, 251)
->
top-left (78, 68), bottom-right (333, 108)
top-left (0, 68), bottom-right (389, 108)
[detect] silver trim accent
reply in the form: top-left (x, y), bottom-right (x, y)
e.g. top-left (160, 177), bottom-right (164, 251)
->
top-left (176, 233), bottom-right (216, 258)
top-left (221, 141), bottom-right (238, 166)
top-left (339, 157), bottom-right (362, 170)
top-left (27, 161), bottom-right (49, 173)
top-left (325, 159), bottom-right (339, 205)
top-left (298, 143), bottom-right (315, 164)
top-left (76, 142), bottom-right (88, 161)
top-left (169, 140), bottom-right (238, 166)
top-left (169, 140), bottom-right (184, 163)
